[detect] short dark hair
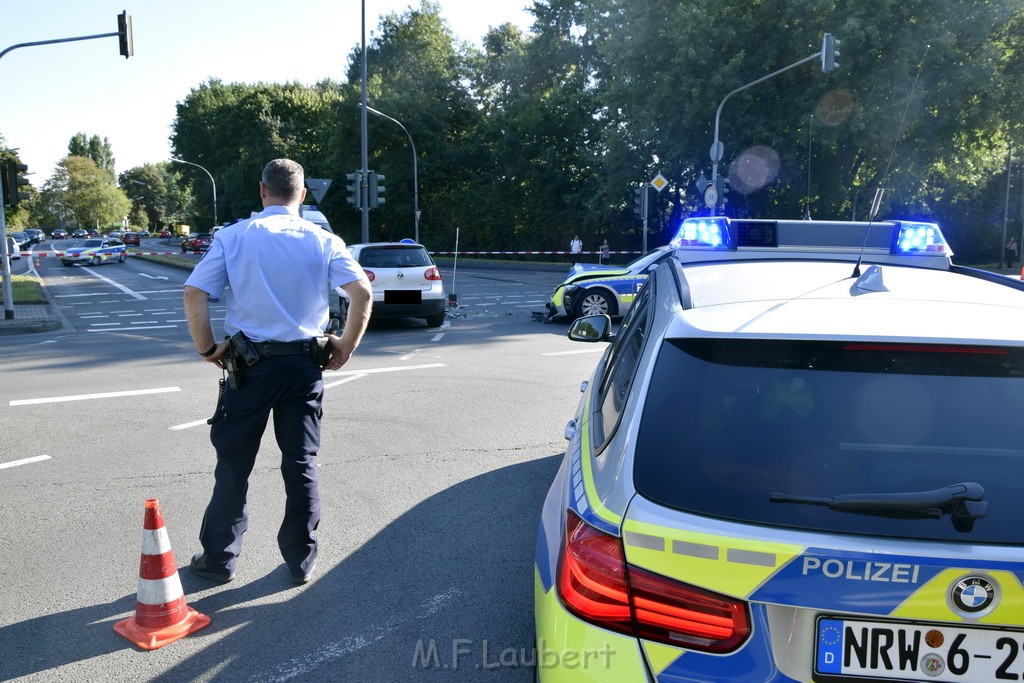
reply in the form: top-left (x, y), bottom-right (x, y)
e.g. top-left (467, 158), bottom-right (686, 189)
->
top-left (261, 159), bottom-right (305, 201)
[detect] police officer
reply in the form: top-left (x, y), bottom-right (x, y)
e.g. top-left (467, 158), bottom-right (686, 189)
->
top-left (183, 158), bottom-right (372, 586)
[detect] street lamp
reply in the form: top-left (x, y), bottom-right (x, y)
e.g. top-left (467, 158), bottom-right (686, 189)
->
top-left (367, 106), bottom-right (420, 242)
top-left (169, 157), bottom-right (217, 226)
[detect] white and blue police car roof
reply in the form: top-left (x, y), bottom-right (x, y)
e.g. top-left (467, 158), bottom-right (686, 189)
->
top-left (663, 216), bottom-right (1024, 344)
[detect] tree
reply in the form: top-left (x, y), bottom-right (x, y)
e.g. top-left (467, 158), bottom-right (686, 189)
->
top-left (119, 163), bottom-right (195, 230)
top-left (68, 133), bottom-right (117, 179)
top-left (41, 156), bottom-right (131, 229)
top-left (1, 136), bottom-right (34, 230)
top-left (171, 79), bottom-right (342, 226)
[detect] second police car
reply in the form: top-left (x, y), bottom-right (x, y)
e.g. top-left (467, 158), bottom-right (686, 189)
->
top-left (535, 216), bottom-right (1024, 682)
top-left (546, 248), bottom-right (673, 321)
top-left (60, 237), bottom-right (127, 267)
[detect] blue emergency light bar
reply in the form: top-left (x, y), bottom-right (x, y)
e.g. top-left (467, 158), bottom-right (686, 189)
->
top-left (671, 217), bottom-right (951, 258)
top-left (892, 221), bottom-right (950, 256)
top-left (669, 217), bottom-right (732, 249)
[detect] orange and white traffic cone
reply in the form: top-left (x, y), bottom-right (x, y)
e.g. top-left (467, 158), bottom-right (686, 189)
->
top-left (114, 498), bottom-right (210, 650)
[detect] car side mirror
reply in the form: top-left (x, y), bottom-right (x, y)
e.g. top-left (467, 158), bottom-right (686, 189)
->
top-left (568, 314), bottom-right (614, 342)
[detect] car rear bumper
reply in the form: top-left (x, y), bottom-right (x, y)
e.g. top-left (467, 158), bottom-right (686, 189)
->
top-left (371, 297), bottom-right (445, 319)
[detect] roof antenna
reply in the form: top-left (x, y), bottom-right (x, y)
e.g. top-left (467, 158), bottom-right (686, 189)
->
top-left (852, 44), bottom-right (931, 278)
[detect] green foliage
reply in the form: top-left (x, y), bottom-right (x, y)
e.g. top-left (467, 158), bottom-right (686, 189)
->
top-left (0, 142), bottom-right (34, 229)
top-left (119, 162), bottom-right (195, 230)
top-left (40, 156), bottom-right (131, 229)
top-left (171, 79), bottom-right (342, 227)
top-left (160, 0), bottom-right (1024, 262)
top-left (68, 133), bottom-right (116, 179)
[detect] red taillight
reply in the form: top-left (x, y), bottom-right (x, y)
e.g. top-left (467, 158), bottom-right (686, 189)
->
top-left (424, 266), bottom-right (442, 281)
top-left (363, 269), bottom-right (375, 282)
top-left (631, 567), bottom-right (750, 652)
top-left (557, 510), bottom-right (633, 635)
top-left (556, 510), bottom-right (750, 652)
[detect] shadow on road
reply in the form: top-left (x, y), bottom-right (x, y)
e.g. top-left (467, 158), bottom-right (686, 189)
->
top-left (0, 454), bottom-right (563, 682)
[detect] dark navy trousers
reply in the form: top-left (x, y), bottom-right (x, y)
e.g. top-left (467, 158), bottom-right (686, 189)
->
top-left (199, 354), bottom-right (324, 577)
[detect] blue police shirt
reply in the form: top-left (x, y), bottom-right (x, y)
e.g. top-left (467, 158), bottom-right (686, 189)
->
top-left (185, 205), bottom-right (364, 342)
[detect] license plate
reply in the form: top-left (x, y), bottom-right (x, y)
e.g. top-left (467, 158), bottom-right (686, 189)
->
top-left (384, 290), bottom-right (421, 304)
top-left (815, 616), bottom-right (1024, 682)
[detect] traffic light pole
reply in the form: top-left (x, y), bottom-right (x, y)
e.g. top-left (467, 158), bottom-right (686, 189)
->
top-left (359, 0), bottom-right (370, 242)
top-left (642, 188), bottom-right (649, 254)
top-left (1, 205), bottom-right (13, 320)
top-left (0, 12), bottom-right (134, 319)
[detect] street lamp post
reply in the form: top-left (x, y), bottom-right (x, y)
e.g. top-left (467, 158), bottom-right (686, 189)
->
top-left (367, 106), bottom-right (420, 242)
top-left (169, 158), bottom-right (217, 227)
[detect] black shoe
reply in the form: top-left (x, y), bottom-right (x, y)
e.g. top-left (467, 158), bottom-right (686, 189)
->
top-left (290, 562), bottom-right (316, 585)
top-left (190, 553), bottom-right (234, 583)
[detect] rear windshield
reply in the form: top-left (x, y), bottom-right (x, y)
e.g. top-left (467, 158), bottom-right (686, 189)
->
top-left (358, 246), bottom-right (432, 268)
top-left (82, 239), bottom-right (103, 248)
top-left (634, 339), bottom-right (1024, 543)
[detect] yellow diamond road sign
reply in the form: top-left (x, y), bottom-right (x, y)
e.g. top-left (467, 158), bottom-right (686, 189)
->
top-left (650, 173), bottom-right (668, 192)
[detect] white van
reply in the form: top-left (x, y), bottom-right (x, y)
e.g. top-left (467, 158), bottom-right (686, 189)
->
top-left (300, 206), bottom-right (333, 233)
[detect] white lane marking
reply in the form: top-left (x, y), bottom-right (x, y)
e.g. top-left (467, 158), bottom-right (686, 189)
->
top-left (88, 325), bottom-right (178, 331)
top-left (254, 589), bottom-right (462, 683)
top-left (541, 348), bottom-right (605, 356)
top-left (90, 323), bottom-right (122, 327)
top-left (79, 267), bottom-right (147, 300)
top-left (140, 273), bottom-right (169, 280)
top-left (430, 333), bottom-right (444, 342)
top-left (0, 455), bottom-right (52, 470)
top-left (399, 349), bottom-right (421, 361)
top-left (323, 374), bottom-right (366, 389)
top-left (10, 386), bottom-right (181, 406)
top-left (168, 419), bottom-right (209, 431)
top-left (117, 313), bottom-right (144, 317)
top-left (332, 363), bottom-right (445, 377)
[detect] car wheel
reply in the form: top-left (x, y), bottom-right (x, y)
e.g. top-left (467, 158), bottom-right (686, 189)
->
top-left (426, 312), bottom-right (445, 328)
top-left (118, 252), bottom-right (126, 263)
top-left (91, 256), bottom-right (101, 266)
top-left (573, 289), bottom-right (615, 318)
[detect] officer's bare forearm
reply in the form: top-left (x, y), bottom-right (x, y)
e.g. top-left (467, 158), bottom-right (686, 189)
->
top-left (338, 279), bottom-right (372, 351)
top-left (184, 285), bottom-right (216, 352)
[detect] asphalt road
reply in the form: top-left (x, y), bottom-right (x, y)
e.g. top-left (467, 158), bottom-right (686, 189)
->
top-left (0, 251), bottom-right (603, 682)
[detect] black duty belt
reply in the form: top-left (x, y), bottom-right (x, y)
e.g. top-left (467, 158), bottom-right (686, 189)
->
top-left (251, 340), bottom-right (314, 358)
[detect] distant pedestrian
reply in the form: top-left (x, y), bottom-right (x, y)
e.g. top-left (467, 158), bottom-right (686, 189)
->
top-left (1007, 237), bottom-right (1018, 269)
top-left (600, 239), bottom-right (610, 264)
top-left (570, 235), bottom-right (582, 264)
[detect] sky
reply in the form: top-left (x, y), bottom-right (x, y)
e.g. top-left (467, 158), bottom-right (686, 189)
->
top-left (0, 1), bottom-right (535, 186)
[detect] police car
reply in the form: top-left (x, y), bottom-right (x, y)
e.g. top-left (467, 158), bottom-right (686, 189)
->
top-left (535, 216), bottom-right (1024, 682)
top-left (60, 238), bottom-right (127, 267)
top-left (546, 248), bottom-right (673, 321)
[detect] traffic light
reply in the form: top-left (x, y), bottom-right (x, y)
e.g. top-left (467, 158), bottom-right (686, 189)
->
top-left (345, 171), bottom-right (361, 209)
top-left (715, 175), bottom-right (730, 208)
top-left (117, 11), bottom-right (134, 59)
top-left (2, 160), bottom-right (30, 207)
top-left (632, 187), bottom-right (644, 218)
top-left (821, 33), bottom-right (840, 72)
top-left (368, 171), bottom-right (386, 209)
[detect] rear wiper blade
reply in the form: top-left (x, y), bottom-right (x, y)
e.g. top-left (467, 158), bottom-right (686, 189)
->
top-left (770, 482), bottom-right (987, 532)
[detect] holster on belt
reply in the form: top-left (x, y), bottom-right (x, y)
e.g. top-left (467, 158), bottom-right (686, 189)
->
top-left (223, 332), bottom-right (259, 389)
top-left (306, 337), bottom-right (328, 368)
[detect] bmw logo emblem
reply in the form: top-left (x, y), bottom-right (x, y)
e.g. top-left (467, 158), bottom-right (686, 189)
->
top-left (949, 575), bottom-right (999, 617)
